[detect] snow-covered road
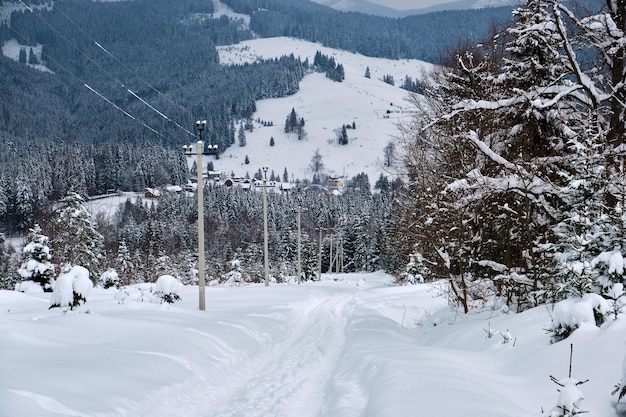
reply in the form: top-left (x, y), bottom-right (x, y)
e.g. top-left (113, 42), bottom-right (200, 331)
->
top-left (2, 272), bottom-right (621, 417)
top-left (209, 294), bottom-right (352, 417)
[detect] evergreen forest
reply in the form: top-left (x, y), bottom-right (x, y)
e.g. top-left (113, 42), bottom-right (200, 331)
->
top-left (5, 0), bottom-right (626, 329)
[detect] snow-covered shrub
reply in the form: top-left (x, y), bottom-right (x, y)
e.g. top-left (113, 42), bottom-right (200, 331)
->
top-left (153, 275), bottom-right (181, 304)
top-left (547, 294), bottom-right (609, 343)
top-left (612, 354), bottom-right (626, 411)
top-left (482, 322), bottom-right (515, 345)
top-left (49, 265), bottom-right (93, 310)
top-left (605, 282), bottom-right (626, 320)
top-left (101, 269), bottom-right (120, 289)
top-left (14, 280), bottom-right (44, 293)
top-left (547, 345), bottom-right (588, 416)
top-left (113, 288), bottom-right (129, 304)
top-left (548, 376), bottom-right (587, 417)
top-left (223, 259), bottom-right (243, 286)
top-left (401, 252), bottom-right (430, 284)
top-left (592, 248), bottom-right (625, 290)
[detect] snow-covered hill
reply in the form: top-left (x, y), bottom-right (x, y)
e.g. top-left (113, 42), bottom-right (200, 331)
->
top-left (2, 273), bottom-right (622, 416)
top-left (212, 37), bottom-right (435, 184)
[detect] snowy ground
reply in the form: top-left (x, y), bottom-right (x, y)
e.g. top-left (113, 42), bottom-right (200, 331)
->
top-left (208, 37), bottom-right (435, 183)
top-left (2, 272), bottom-right (623, 417)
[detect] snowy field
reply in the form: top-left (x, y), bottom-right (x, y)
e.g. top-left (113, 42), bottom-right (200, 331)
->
top-left (2, 272), bottom-right (623, 417)
top-left (209, 37), bottom-right (435, 183)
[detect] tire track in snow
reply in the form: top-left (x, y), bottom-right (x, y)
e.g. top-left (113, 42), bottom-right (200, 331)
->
top-left (209, 294), bottom-right (354, 417)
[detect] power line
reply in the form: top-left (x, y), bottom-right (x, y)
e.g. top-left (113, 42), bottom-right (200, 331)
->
top-left (15, 0), bottom-right (197, 139)
top-left (9, 25), bottom-right (173, 143)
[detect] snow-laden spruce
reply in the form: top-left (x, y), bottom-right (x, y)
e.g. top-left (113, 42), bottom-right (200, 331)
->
top-left (49, 265), bottom-right (93, 310)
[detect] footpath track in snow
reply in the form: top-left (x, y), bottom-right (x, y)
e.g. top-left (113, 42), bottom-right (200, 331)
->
top-left (207, 293), bottom-right (354, 417)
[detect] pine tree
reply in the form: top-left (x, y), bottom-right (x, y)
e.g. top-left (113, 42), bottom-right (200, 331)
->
top-left (238, 122), bottom-right (246, 147)
top-left (115, 240), bottom-right (134, 286)
top-left (28, 48), bottom-right (39, 65)
top-left (339, 125), bottom-right (349, 145)
top-left (285, 108), bottom-right (298, 133)
top-left (0, 233), bottom-right (17, 290)
top-left (310, 149), bottom-right (324, 176)
top-left (18, 224), bottom-right (55, 292)
top-left (364, 66), bottom-right (371, 78)
top-left (550, 124), bottom-right (607, 299)
top-left (53, 192), bottom-right (104, 282)
top-left (383, 141), bottom-right (395, 167)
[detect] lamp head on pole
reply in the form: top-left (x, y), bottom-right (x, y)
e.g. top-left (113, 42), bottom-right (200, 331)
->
top-left (195, 120), bottom-right (206, 133)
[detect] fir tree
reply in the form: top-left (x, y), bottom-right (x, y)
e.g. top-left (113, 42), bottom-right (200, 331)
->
top-left (338, 125), bottom-right (349, 145)
top-left (550, 124), bottom-right (607, 299)
top-left (238, 122), bottom-right (246, 147)
top-left (18, 224), bottom-right (55, 292)
top-left (53, 192), bottom-right (104, 283)
top-left (285, 108), bottom-right (298, 134)
top-left (115, 240), bottom-right (134, 286)
top-left (364, 66), bottom-right (371, 78)
top-left (28, 48), bottom-right (39, 65)
top-left (310, 149), bottom-right (324, 176)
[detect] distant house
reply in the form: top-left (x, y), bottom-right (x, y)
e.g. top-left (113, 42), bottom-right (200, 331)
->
top-left (207, 170), bottom-right (222, 181)
top-left (165, 185), bottom-right (182, 193)
top-left (279, 182), bottom-right (293, 193)
top-left (327, 177), bottom-right (344, 190)
top-left (144, 188), bottom-right (161, 199)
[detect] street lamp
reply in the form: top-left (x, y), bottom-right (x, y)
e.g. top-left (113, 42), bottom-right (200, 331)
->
top-left (195, 120), bottom-right (206, 310)
top-left (262, 166), bottom-right (269, 286)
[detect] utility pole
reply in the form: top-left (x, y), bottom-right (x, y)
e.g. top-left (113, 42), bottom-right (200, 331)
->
top-left (329, 235), bottom-right (333, 274)
top-left (183, 120), bottom-right (217, 310)
top-left (262, 166), bottom-right (269, 286)
top-left (318, 225), bottom-right (322, 281)
top-left (195, 120), bottom-right (206, 310)
top-left (297, 202), bottom-right (301, 284)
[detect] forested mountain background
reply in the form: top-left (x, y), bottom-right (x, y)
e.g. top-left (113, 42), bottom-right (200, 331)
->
top-left (0, 0), bottom-right (512, 150)
top-left (0, 0), bottom-right (515, 289)
top-left (0, 0), bottom-right (512, 228)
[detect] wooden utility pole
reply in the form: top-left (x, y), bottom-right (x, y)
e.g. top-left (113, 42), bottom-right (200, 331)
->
top-left (262, 166), bottom-right (269, 286)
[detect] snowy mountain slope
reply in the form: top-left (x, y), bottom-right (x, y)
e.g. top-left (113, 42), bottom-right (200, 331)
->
top-left (213, 37), bottom-right (435, 183)
top-left (2, 273), bottom-right (622, 417)
top-left (311, 0), bottom-right (409, 17)
top-left (311, 0), bottom-right (516, 15)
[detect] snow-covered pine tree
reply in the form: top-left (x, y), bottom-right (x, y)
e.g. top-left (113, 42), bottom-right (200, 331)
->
top-left (53, 192), bottom-right (104, 283)
top-left (238, 122), bottom-right (246, 147)
top-left (398, 0), bottom-right (594, 312)
top-left (547, 345), bottom-right (588, 417)
top-left (18, 224), bottom-right (55, 292)
top-left (0, 233), bottom-right (17, 290)
top-left (49, 265), bottom-right (93, 310)
top-left (115, 240), bottom-right (134, 286)
top-left (549, 120), bottom-right (607, 300)
top-left (403, 251), bottom-right (431, 284)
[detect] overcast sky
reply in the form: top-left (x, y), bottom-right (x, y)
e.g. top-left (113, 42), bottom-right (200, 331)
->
top-left (366, 0), bottom-right (459, 10)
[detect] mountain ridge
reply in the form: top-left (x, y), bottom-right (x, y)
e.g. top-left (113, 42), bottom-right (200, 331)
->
top-left (310, 0), bottom-right (516, 16)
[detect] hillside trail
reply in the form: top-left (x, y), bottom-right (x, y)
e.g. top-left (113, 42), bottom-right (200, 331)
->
top-left (205, 292), bottom-right (355, 417)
